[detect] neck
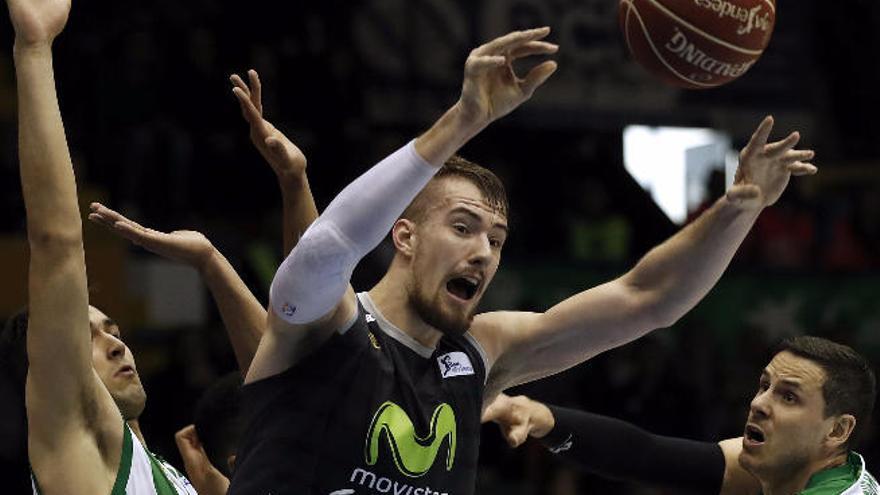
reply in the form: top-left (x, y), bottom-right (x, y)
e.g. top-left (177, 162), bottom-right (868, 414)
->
top-left (127, 419), bottom-right (147, 448)
top-left (760, 451), bottom-right (849, 495)
top-left (369, 272), bottom-right (444, 349)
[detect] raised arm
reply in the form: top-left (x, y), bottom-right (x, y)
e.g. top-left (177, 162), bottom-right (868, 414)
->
top-left (13, 0), bottom-right (97, 436)
top-left (89, 203), bottom-right (266, 375)
top-left (89, 73), bottom-right (325, 376)
top-left (230, 69), bottom-right (317, 256)
top-left (477, 116), bottom-right (816, 390)
top-left (249, 27), bottom-right (558, 382)
top-left (11, 0), bottom-right (124, 482)
top-left (483, 394), bottom-right (759, 495)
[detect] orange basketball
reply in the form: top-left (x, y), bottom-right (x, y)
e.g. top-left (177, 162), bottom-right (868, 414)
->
top-left (619, 0), bottom-right (776, 89)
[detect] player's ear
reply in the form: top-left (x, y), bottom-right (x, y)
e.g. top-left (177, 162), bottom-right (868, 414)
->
top-left (392, 219), bottom-right (417, 257)
top-left (827, 414), bottom-right (856, 450)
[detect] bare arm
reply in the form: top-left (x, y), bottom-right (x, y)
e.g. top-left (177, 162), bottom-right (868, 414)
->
top-left (230, 70), bottom-right (318, 256)
top-left (174, 425), bottom-right (230, 495)
top-left (477, 117), bottom-right (817, 391)
top-left (89, 204), bottom-right (266, 376)
top-left (89, 73), bottom-right (323, 376)
top-left (12, 0), bottom-right (124, 490)
top-left (13, 0), bottom-right (101, 435)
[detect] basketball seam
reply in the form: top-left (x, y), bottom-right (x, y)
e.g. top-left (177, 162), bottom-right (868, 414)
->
top-left (622, 0), bottom-right (716, 88)
top-left (641, 0), bottom-right (766, 56)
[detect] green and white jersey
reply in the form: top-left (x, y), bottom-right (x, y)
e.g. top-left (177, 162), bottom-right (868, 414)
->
top-left (800, 452), bottom-right (878, 495)
top-left (33, 423), bottom-right (197, 495)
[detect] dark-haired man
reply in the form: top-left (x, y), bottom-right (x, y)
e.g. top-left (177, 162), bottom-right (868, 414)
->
top-left (484, 336), bottom-right (878, 495)
top-left (5, 0), bottom-right (318, 490)
top-left (8, 0), bottom-right (198, 490)
top-left (230, 23), bottom-right (817, 495)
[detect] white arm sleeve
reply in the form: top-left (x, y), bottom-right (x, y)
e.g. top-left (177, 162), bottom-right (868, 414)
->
top-left (269, 140), bottom-right (438, 324)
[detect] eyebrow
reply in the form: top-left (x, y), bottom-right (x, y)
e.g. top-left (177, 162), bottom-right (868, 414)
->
top-left (760, 370), bottom-right (804, 390)
top-left (449, 206), bottom-right (509, 233)
top-left (777, 379), bottom-right (803, 390)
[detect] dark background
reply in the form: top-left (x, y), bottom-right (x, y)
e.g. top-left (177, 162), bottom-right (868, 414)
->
top-left (1, 0), bottom-right (879, 493)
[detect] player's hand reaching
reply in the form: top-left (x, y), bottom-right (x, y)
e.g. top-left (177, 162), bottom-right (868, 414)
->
top-left (481, 393), bottom-right (555, 448)
top-left (727, 116), bottom-right (817, 210)
top-left (456, 27), bottom-right (558, 127)
top-left (6, 0), bottom-right (70, 47)
top-left (88, 203), bottom-right (216, 271)
top-left (230, 70), bottom-right (307, 185)
top-left (174, 425), bottom-right (231, 495)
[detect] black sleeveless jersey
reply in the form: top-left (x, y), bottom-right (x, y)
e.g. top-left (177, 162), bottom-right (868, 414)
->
top-left (229, 293), bottom-right (488, 495)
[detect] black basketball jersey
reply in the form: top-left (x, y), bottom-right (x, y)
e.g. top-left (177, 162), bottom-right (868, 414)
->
top-left (229, 293), bottom-right (488, 495)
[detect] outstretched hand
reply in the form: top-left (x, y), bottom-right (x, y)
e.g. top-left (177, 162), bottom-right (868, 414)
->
top-left (88, 203), bottom-right (215, 271)
top-left (727, 116), bottom-right (817, 210)
top-left (481, 394), bottom-right (554, 448)
top-left (6, 0), bottom-right (70, 47)
top-left (457, 27), bottom-right (558, 127)
top-left (230, 70), bottom-right (307, 183)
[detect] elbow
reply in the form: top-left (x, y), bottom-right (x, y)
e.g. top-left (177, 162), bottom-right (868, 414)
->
top-left (641, 299), bottom-right (684, 329)
top-left (27, 226), bottom-right (83, 252)
top-left (621, 274), bottom-right (683, 330)
top-left (630, 287), bottom-right (683, 330)
top-left (653, 310), bottom-right (682, 329)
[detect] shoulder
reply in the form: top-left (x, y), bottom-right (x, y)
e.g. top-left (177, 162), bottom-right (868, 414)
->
top-left (469, 311), bottom-right (542, 366)
top-left (28, 394), bottom-right (125, 495)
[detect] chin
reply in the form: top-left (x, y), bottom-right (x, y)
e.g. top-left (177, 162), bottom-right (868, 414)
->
top-left (738, 450), bottom-right (773, 479)
top-left (430, 306), bottom-right (472, 336)
top-left (115, 388), bottom-right (147, 421)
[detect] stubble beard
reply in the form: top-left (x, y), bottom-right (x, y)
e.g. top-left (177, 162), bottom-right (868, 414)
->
top-left (112, 382), bottom-right (147, 421)
top-left (739, 442), bottom-right (812, 487)
top-left (409, 276), bottom-right (474, 336)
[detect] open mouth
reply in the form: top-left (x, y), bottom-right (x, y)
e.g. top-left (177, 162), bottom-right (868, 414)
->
top-left (446, 276), bottom-right (480, 301)
top-left (745, 424), bottom-right (765, 444)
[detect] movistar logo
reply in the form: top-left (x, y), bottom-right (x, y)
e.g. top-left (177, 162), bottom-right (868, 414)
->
top-left (365, 401), bottom-right (457, 478)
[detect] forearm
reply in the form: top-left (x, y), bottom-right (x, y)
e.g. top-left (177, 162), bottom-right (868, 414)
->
top-left (200, 249), bottom-right (266, 375)
top-left (279, 175), bottom-right (318, 257)
top-left (541, 405), bottom-right (725, 493)
top-left (269, 140), bottom-right (437, 324)
top-left (15, 44), bottom-right (81, 243)
top-left (625, 197), bottom-right (761, 327)
top-left (414, 102), bottom-right (484, 166)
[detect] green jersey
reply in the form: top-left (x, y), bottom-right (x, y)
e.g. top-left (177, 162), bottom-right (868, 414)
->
top-left (33, 422), bottom-right (196, 495)
top-left (800, 452), bottom-right (878, 495)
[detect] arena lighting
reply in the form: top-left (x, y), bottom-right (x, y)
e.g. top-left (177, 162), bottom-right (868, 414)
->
top-left (623, 125), bottom-right (737, 224)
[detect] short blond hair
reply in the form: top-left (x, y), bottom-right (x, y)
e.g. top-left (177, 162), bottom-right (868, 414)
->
top-left (401, 155), bottom-right (508, 222)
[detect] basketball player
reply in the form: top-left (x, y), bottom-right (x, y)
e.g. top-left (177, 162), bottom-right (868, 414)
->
top-left (228, 24), bottom-right (817, 495)
top-left (10, 0), bottom-right (203, 491)
top-left (484, 336), bottom-right (877, 495)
